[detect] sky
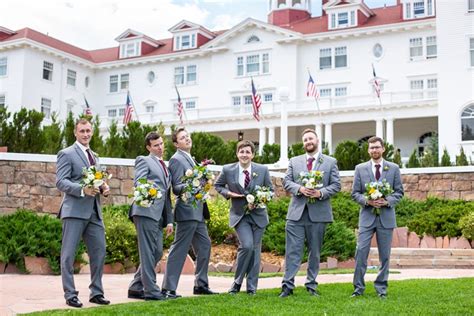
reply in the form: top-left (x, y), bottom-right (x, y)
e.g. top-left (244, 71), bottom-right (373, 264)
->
top-left (0, 0), bottom-right (395, 50)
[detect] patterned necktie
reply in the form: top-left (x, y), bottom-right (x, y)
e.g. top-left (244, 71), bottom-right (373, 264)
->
top-left (158, 159), bottom-right (168, 177)
top-left (375, 164), bottom-right (381, 181)
top-left (243, 170), bottom-right (250, 188)
top-left (86, 149), bottom-right (95, 166)
top-left (307, 157), bottom-right (315, 171)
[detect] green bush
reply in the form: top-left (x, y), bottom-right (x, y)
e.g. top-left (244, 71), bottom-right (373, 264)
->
top-left (262, 197), bottom-right (290, 255)
top-left (394, 197), bottom-right (427, 227)
top-left (407, 202), bottom-right (474, 237)
top-left (334, 140), bottom-right (360, 170)
top-left (321, 221), bottom-right (356, 262)
top-left (207, 196), bottom-right (234, 244)
top-left (0, 210), bottom-right (85, 274)
top-left (440, 148), bottom-right (452, 166)
top-left (459, 211), bottom-right (474, 240)
top-left (456, 147), bottom-right (469, 166)
top-left (406, 149), bottom-right (420, 168)
top-left (255, 143), bottom-right (280, 164)
top-left (330, 192), bottom-right (360, 229)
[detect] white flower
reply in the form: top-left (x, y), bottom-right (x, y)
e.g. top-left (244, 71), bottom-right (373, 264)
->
top-left (87, 174), bottom-right (95, 181)
top-left (185, 169), bottom-right (193, 177)
top-left (370, 191), bottom-right (383, 200)
top-left (156, 191), bottom-right (163, 199)
top-left (192, 179), bottom-right (201, 187)
top-left (93, 179), bottom-right (104, 188)
top-left (246, 194), bottom-right (255, 204)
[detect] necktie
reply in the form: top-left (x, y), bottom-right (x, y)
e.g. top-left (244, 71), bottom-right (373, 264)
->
top-left (159, 159), bottom-right (169, 177)
top-left (243, 170), bottom-right (250, 188)
top-left (375, 164), bottom-right (381, 181)
top-left (307, 157), bottom-right (315, 171)
top-left (86, 149), bottom-right (95, 166)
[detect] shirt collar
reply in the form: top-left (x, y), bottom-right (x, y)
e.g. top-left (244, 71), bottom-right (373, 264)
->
top-left (306, 152), bottom-right (319, 161)
top-left (75, 141), bottom-right (89, 151)
top-left (371, 158), bottom-right (384, 167)
top-left (238, 163), bottom-right (252, 175)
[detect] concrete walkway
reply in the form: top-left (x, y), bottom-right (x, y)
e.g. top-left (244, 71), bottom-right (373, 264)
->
top-left (1, 269), bottom-right (473, 315)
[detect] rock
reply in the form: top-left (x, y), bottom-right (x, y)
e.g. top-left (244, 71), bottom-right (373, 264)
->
top-left (261, 262), bottom-right (280, 273)
top-left (327, 257), bottom-right (338, 269)
top-left (396, 227), bottom-right (409, 248)
top-left (207, 263), bottom-right (217, 273)
top-left (337, 259), bottom-right (355, 269)
top-left (420, 235), bottom-right (436, 248)
top-left (407, 232), bottom-right (420, 248)
top-left (24, 257), bottom-right (53, 275)
top-left (216, 262), bottom-right (232, 273)
top-left (103, 262), bottom-right (124, 274)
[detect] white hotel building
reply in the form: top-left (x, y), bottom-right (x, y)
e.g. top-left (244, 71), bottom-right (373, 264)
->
top-left (0, 0), bottom-right (473, 162)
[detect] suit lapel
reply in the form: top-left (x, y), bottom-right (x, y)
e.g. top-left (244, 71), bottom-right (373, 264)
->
top-left (313, 153), bottom-right (323, 171)
top-left (248, 162), bottom-right (258, 191)
top-left (366, 162), bottom-right (376, 182)
top-left (380, 161), bottom-right (389, 181)
top-left (178, 150), bottom-right (195, 169)
top-left (74, 144), bottom-right (89, 167)
top-left (233, 163), bottom-right (245, 194)
top-left (150, 155), bottom-right (168, 186)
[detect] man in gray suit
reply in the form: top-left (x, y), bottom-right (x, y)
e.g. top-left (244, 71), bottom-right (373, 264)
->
top-left (127, 132), bottom-right (174, 301)
top-left (215, 140), bottom-right (273, 295)
top-left (280, 128), bottom-right (341, 298)
top-left (56, 118), bottom-right (110, 308)
top-left (351, 136), bottom-right (404, 299)
top-left (161, 127), bottom-right (217, 298)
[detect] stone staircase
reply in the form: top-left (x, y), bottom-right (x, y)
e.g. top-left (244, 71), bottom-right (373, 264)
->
top-left (368, 248), bottom-right (474, 269)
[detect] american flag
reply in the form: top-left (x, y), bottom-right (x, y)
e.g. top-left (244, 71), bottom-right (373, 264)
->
top-left (83, 96), bottom-right (92, 116)
top-left (306, 74), bottom-right (320, 99)
top-left (251, 78), bottom-right (261, 122)
top-left (372, 64), bottom-right (381, 98)
top-left (123, 91), bottom-right (134, 125)
top-left (175, 85), bottom-right (184, 124)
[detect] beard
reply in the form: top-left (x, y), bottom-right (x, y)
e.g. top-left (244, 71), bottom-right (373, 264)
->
top-left (304, 143), bottom-right (317, 153)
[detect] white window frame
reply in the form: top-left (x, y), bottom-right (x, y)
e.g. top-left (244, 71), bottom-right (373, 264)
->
top-left (41, 97), bottom-right (52, 119)
top-left (0, 94), bottom-right (5, 108)
top-left (67, 69), bottom-right (77, 87)
top-left (319, 48), bottom-right (332, 70)
top-left (120, 74), bottom-right (129, 91)
top-left (426, 36), bottom-right (437, 59)
top-left (235, 52), bottom-right (270, 77)
top-left (335, 46), bottom-right (347, 68)
top-left (108, 109), bottom-right (117, 117)
top-left (263, 93), bottom-right (273, 102)
top-left (186, 65), bottom-right (197, 84)
top-left (43, 61), bottom-right (53, 81)
top-left (410, 36), bottom-right (437, 61)
top-left (469, 0), bottom-right (474, 12)
top-left (470, 37), bottom-right (474, 67)
top-left (118, 108), bottom-right (125, 117)
top-left (409, 37), bottom-right (423, 60)
top-left (109, 75), bottom-right (118, 93)
top-left (427, 78), bottom-right (437, 98)
top-left (120, 41), bottom-right (140, 58)
top-left (320, 46), bottom-right (347, 70)
top-left (146, 105), bottom-right (155, 113)
top-left (319, 88), bottom-right (332, 98)
top-left (174, 64), bottom-right (198, 85)
top-left (329, 10), bottom-right (356, 29)
top-left (410, 79), bottom-right (424, 99)
top-left (174, 32), bottom-right (197, 51)
top-left (0, 57), bottom-right (7, 76)
top-left (403, 0), bottom-right (435, 19)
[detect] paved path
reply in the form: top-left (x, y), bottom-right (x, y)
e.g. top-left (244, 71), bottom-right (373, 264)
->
top-left (1, 269), bottom-right (473, 315)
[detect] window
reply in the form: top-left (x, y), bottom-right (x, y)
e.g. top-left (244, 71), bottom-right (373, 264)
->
top-left (427, 0), bottom-right (433, 15)
top-left (426, 36), bottom-right (437, 58)
top-left (335, 87), bottom-right (347, 97)
top-left (41, 97), bottom-right (51, 119)
top-left (109, 75), bottom-right (118, 93)
top-left (413, 1), bottom-right (424, 16)
top-left (236, 53), bottom-right (270, 76)
top-left (373, 43), bottom-right (384, 59)
top-left (338, 12), bottom-right (348, 27)
top-left (232, 96), bottom-right (241, 106)
top-left (147, 71), bottom-right (155, 84)
top-left (246, 55), bottom-right (259, 74)
top-left (404, 0), bottom-right (435, 19)
top-left (120, 42), bottom-right (140, 58)
top-left (417, 132), bottom-right (432, 155)
top-left (0, 57), bottom-right (7, 76)
top-left (262, 53), bottom-right (270, 74)
top-left (181, 35), bottom-right (191, 49)
top-left (320, 48), bottom-right (332, 70)
top-left (331, 13), bottom-right (336, 29)
top-left (469, 0), bottom-right (474, 12)
top-left (320, 88), bottom-right (332, 98)
top-left (185, 100), bottom-right (196, 109)
top-left (43, 61), bottom-right (53, 81)
top-left (264, 93), bottom-right (273, 102)
top-left (330, 11), bottom-right (356, 29)
top-left (120, 74), bottom-right (129, 90)
top-left (405, 3), bottom-right (412, 18)
top-left (119, 108), bottom-right (125, 116)
top-left (410, 79), bottom-right (424, 99)
top-left (146, 105), bottom-right (154, 113)
top-left (427, 78), bottom-right (437, 98)
top-left (335, 46), bottom-right (347, 68)
top-left (67, 69), bottom-right (76, 87)
top-left (247, 35), bottom-right (260, 43)
top-left (186, 65), bottom-right (196, 84)
top-left (244, 95), bottom-right (253, 105)
top-left (237, 57), bottom-right (244, 76)
top-left (85, 76), bottom-right (90, 88)
top-left (0, 94), bottom-right (5, 108)
top-left (410, 38), bottom-right (423, 59)
top-left (174, 67), bottom-right (184, 85)
top-left (175, 33), bottom-right (197, 50)
top-left (175, 65), bottom-right (197, 85)
top-left (108, 109), bottom-right (117, 117)
top-left (470, 38), bottom-right (474, 67)
top-left (461, 104), bottom-right (474, 141)
top-left (350, 11), bottom-right (356, 26)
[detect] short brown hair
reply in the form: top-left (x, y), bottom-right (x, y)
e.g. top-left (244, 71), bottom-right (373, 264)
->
top-left (368, 136), bottom-right (384, 147)
top-left (236, 140), bottom-right (255, 154)
top-left (75, 118), bottom-right (91, 129)
top-left (172, 127), bottom-right (187, 143)
top-left (145, 131), bottom-right (162, 147)
top-left (301, 128), bottom-right (318, 138)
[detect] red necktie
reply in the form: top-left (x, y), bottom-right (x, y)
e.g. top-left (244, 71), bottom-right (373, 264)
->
top-left (243, 170), bottom-right (250, 188)
top-left (375, 164), bottom-right (381, 181)
top-left (86, 149), bottom-right (95, 166)
top-left (159, 159), bottom-right (168, 177)
top-left (307, 157), bottom-right (315, 171)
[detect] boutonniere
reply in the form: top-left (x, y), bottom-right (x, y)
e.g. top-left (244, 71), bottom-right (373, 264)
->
top-left (383, 165), bottom-right (389, 171)
top-left (252, 172), bottom-right (258, 178)
top-left (318, 156), bottom-right (324, 164)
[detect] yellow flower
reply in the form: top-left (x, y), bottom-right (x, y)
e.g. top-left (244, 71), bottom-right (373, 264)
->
top-left (195, 193), bottom-right (203, 200)
top-left (204, 183), bottom-right (211, 191)
top-left (95, 172), bottom-right (103, 180)
top-left (149, 188), bottom-right (157, 197)
top-left (369, 188), bottom-right (376, 194)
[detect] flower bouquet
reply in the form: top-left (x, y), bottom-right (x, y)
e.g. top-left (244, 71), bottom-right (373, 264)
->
top-left (364, 179), bottom-right (393, 215)
top-left (245, 185), bottom-right (274, 212)
top-left (130, 178), bottom-right (162, 208)
top-left (298, 170), bottom-right (324, 203)
top-left (181, 159), bottom-right (215, 207)
top-left (80, 166), bottom-right (112, 188)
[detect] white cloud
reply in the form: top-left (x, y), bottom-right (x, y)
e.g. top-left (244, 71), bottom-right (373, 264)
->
top-left (210, 13), bottom-right (247, 31)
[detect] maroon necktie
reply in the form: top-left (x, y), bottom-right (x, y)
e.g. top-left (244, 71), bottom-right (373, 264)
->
top-left (307, 157), bottom-right (315, 171)
top-left (243, 170), bottom-right (250, 188)
top-left (86, 149), bottom-right (95, 166)
top-left (159, 159), bottom-right (168, 177)
top-left (375, 164), bottom-right (381, 181)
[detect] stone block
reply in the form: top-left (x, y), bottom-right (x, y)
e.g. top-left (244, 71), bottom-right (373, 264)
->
top-left (115, 167), bottom-right (129, 180)
top-left (450, 249), bottom-right (474, 256)
top-left (452, 181), bottom-right (471, 191)
top-left (435, 237), bottom-right (444, 249)
top-left (427, 191), bottom-right (445, 199)
top-left (451, 237), bottom-right (472, 249)
top-left (417, 180), bottom-right (431, 192)
top-left (261, 262), bottom-right (280, 273)
top-left (155, 260), bottom-right (165, 274)
top-left (420, 235), bottom-right (436, 248)
top-left (14, 171), bottom-right (36, 185)
top-left (46, 163), bottom-right (57, 173)
top-left (444, 191), bottom-right (460, 200)
top-left (20, 162), bottom-right (46, 172)
top-left (79, 264), bottom-right (90, 274)
top-left (396, 227), bottom-right (408, 248)
top-left (370, 234), bottom-right (377, 247)
top-left (4, 263), bottom-right (21, 274)
top-left (405, 191), bottom-right (427, 200)
top-left (207, 263), bottom-right (217, 273)
top-left (30, 185), bottom-right (46, 195)
top-left (460, 192), bottom-right (474, 201)
top-left (181, 255), bottom-right (195, 275)
top-left (397, 258), bottom-right (433, 267)
top-left (8, 184), bottom-right (31, 198)
top-left (442, 236), bottom-right (450, 248)
top-left (391, 229), bottom-right (400, 247)
top-left (24, 257), bottom-right (53, 274)
top-left (403, 175), bottom-right (419, 183)
top-left (403, 183), bottom-right (418, 191)
top-left (0, 184), bottom-right (6, 196)
top-left (0, 197), bottom-right (23, 209)
top-left (319, 262), bottom-right (328, 270)
top-left (36, 173), bottom-right (56, 188)
top-left (327, 257), bottom-right (338, 269)
top-left (299, 262), bottom-right (308, 272)
top-left (407, 232), bottom-right (420, 248)
top-left (337, 259), bottom-right (355, 269)
top-left (111, 196), bottom-right (127, 205)
top-left (0, 165), bottom-right (15, 183)
top-left (215, 262), bottom-right (232, 273)
top-left (108, 178), bottom-right (121, 189)
top-left (42, 196), bottom-right (62, 214)
top-left (46, 188), bottom-right (62, 196)
top-left (431, 180), bottom-right (451, 191)
top-left (442, 174), bottom-right (455, 179)
top-left (24, 195), bottom-right (43, 211)
top-left (103, 262), bottom-right (124, 274)
top-left (455, 174), bottom-right (473, 181)
top-left (120, 180), bottom-right (134, 196)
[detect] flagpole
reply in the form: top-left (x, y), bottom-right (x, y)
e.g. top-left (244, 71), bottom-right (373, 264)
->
top-left (127, 90), bottom-right (140, 123)
top-left (307, 68), bottom-right (322, 121)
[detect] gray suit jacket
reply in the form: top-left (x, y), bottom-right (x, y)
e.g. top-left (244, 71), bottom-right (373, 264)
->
top-left (351, 160), bottom-right (404, 229)
top-left (168, 149), bottom-right (204, 222)
top-left (283, 154), bottom-right (341, 222)
top-left (215, 162), bottom-right (273, 228)
top-left (56, 143), bottom-right (102, 220)
top-left (129, 155), bottom-right (173, 226)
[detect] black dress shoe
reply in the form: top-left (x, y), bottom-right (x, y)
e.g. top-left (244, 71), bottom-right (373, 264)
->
top-left (306, 288), bottom-right (320, 297)
top-left (351, 292), bottom-right (362, 298)
top-left (128, 290), bottom-right (145, 299)
top-left (378, 293), bottom-right (387, 299)
top-left (66, 297), bottom-right (83, 308)
top-left (145, 294), bottom-right (167, 301)
top-left (278, 286), bottom-right (293, 298)
top-left (193, 286), bottom-right (218, 295)
top-left (161, 289), bottom-right (182, 299)
top-left (228, 283), bottom-right (241, 295)
top-left (246, 290), bottom-right (256, 296)
top-left (89, 295), bottom-right (110, 305)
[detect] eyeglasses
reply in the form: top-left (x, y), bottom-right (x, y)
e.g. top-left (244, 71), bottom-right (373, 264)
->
top-left (369, 146), bottom-right (383, 150)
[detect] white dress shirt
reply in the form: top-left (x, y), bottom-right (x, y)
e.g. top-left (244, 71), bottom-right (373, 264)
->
top-left (238, 164), bottom-right (252, 188)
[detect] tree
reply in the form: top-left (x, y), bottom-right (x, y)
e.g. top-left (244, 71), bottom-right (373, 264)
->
top-left (429, 132), bottom-right (439, 166)
top-left (456, 146), bottom-right (469, 166)
top-left (63, 111), bottom-right (76, 147)
top-left (104, 120), bottom-right (123, 158)
top-left (440, 148), bottom-right (451, 166)
top-left (255, 143), bottom-right (280, 164)
top-left (8, 108), bottom-right (45, 153)
top-left (121, 121), bottom-right (148, 158)
top-left (190, 131), bottom-right (228, 164)
top-left (89, 115), bottom-right (104, 155)
top-left (164, 124), bottom-right (177, 161)
top-left (333, 140), bottom-right (360, 170)
top-left (42, 113), bottom-right (63, 154)
top-left (420, 149), bottom-right (435, 167)
top-left (406, 149), bottom-right (420, 168)
top-left (393, 148), bottom-right (403, 168)
top-left (289, 142), bottom-right (305, 158)
top-left (0, 107), bottom-right (11, 147)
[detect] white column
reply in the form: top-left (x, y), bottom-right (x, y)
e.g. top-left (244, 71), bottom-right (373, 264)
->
top-left (386, 118), bottom-right (394, 145)
top-left (324, 122), bottom-right (332, 154)
top-left (268, 126), bottom-right (275, 145)
top-left (277, 87), bottom-right (289, 167)
top-left (258, 127), bottom-right (266, 155)
top-left (376, 119), bottom-right (384, 138)
top-left (315, 123), bottom-right (323, 152)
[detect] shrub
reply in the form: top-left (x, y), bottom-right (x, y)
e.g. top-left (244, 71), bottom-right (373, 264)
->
top-left (440, 148), bottom-right (452, 166)
top-left (207, 196), bottom-right (234, 244)
top-left (420, 149), bottom-right (436, 167)
top-left (456, 147), bottom-right (469, 166)
top-left (331, 192), bottom-right (360, 229)
top-left (459, 211), bottom-right (474, 240)
top-left (406, 149), bottom-right (420, 168)
top-left (394, 197), bottom-right (427, 227)
top-left (255, 143), bottom-right (280, 164)
top-left (289, 142), bottom-right (305, 158)
top-left (393, 148), bottom-right (403, 168)
top-left (321, 221), bottom-right (356, 262)
top-left (334, 140), bottom-right (360, 170)
top-left (261, 197), bottom-right (290, 255)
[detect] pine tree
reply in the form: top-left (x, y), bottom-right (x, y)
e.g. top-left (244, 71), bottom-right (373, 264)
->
top-left (455, 147), bottom-right (469, 166)
top-left (42, 113), bottom-right (63, 154)
top-left (89, 115), bottom-right (104, 155)
top-left (63, 111), bottom-right (76, 147)
top-left (104, 120), bottom-right (123, 158)
top-left (440, 148), bottom-right (451, 166)
top-left (393, 148), bottom-right (403, 168)
top-left (406, 149), bottom-right (420, 168)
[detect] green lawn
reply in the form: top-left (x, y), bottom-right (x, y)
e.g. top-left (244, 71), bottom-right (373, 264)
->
top-left (29, 278), bottom-right (474, 315)
top-left (209, 268), bottom-right (399, 278)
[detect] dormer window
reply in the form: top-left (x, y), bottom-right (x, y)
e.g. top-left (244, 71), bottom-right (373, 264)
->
top-left (329, 11), bottom-right (356, 29)
top-left (120, 42), bottom-right (140, 58)
top-left (403, 0), bottom-right (434, 19)
top-left (175, 34), bottom-right (197, 50)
